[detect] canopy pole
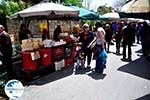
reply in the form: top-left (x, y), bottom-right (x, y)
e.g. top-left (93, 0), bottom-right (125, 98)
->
top-left (47, 16), bottom-right (50, 39)
top-left (70, 20), bottom-right (72, 34)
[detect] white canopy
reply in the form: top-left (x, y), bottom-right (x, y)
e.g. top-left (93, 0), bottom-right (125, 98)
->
top-left (101, 12), bottom-right (120, 19)
top-left (121, 0), bottom-right (150, 13)
top-left (10, 2), bottom-right (79, 18)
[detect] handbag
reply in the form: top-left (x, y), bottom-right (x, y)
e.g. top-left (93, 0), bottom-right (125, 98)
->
top-left (92, 46), bottom-right (100, 60)
top-left (99, 49), bottom-right (107, 60)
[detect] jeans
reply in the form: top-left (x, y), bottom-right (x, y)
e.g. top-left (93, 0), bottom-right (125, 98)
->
top-left (95, 57), bottom-right (105, 73)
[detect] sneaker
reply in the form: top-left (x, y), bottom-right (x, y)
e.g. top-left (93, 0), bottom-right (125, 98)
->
top-left (127, 58), bottom-right (132, 61)
top-left (121, 58), bottom-right (126, 61)
top-left (104, 65), bottom-right (106, 69)
top-left (87, 65), bottom-right (91, 68)
top-left (95, 70), bottom-right (103, 74)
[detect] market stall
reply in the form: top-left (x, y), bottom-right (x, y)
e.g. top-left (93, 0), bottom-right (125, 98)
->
top-left (10, 2), bottom-right (79, 81)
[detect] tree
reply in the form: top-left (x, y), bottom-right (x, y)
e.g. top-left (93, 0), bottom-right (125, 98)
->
top-left (4, 0), bottom-right (27, 9)
top-left (97, 5), bottom-right (114, 15)
top-left (63, 0), bottom-right (82, 7)
top-left (0, 0), bottom-right (83, 16)
top-left (0, 1), bottom-right (22, 16)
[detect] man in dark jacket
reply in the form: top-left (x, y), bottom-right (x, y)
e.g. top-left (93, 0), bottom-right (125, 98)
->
top-left (0, 25), bottom-right (15, 80)
top-left (122, 22), bottom-right (135, 60)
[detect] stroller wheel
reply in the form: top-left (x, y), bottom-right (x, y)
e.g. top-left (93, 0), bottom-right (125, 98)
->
top-left (75, 64), bottom-right (80, 69)
top-left (73, 57), bottom-right (77, 62)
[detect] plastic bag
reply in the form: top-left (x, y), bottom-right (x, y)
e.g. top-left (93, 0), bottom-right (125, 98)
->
top-left (99, 49), bottom-right (107, 60)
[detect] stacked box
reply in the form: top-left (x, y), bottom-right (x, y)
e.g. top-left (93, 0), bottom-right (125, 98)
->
top-left (55, 59), bottom-right (64, 71)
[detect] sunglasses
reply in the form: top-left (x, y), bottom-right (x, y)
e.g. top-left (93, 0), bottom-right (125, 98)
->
top-left (84, 26), bottom-right (89, 28)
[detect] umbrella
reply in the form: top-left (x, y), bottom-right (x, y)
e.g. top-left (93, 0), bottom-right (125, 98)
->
top-left (100, 12), bottom-right (120, 19)
top-left (121, 0), bottom-right (150, 13)
top-left (69, 6), bottom-right (99, 20)
top-left (10, 2), bottom-right (79, 19)
top-left (119, 0), bottom-right (150, 19)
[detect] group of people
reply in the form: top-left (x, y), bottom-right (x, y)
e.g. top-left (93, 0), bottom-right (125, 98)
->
top-left (77, 23), bottom-right (107, 73)
top-left (75, 20), bottom-right (150, 74)
top-left (136, 21), bottom-right (150, 56)
top-left (0, 20), bottom-right (149, 80)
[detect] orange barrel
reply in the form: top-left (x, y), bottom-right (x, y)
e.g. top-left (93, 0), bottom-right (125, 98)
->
top-left (39, 48), bottom-right (52, 66)
top-left (22, 51), bottom-right (38, 71)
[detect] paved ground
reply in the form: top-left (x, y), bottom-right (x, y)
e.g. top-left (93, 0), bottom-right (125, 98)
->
top-left (18, 43), bottom-right (150, 100)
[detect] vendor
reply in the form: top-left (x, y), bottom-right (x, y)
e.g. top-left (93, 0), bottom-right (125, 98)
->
top-left (42, 28), bottom-right (49, 41)
top-left (18, 23), bottom-right (32, 43)
top-left (54, 25), bottom-right (62, 41)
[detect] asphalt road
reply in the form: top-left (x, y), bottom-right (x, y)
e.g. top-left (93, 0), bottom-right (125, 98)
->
top-left (18, 43), bottom-right (150, 100)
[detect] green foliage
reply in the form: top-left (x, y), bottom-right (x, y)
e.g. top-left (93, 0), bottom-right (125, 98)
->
top-left (0, 0), bottom-right (83, 16)
top-left (9, 2), bottom-right (22, 14)
top-left (97, 5), bottom-right (114, 15)
top-left (22, 0), bottom-right (41, 5)
top-left (0, 1), bottom-right (22, 16)
top-left (0, 0), bottom-right (34, 16)
top-left (63, 0), bottom-right (82, 7)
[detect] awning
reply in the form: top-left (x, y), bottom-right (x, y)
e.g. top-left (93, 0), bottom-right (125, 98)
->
top-left (119, 0), bottom-right (150, 19)
top-left (69, 6), bottom-right (99, 20)
top-left (10, 2), bottom-right (79, 19)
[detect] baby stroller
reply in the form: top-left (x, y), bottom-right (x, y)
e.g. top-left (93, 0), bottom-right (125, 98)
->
top-left (74, 43), bottom-right (85, 69)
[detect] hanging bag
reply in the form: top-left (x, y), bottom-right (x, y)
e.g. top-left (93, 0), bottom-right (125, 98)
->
top-left (99, 49), bottom-right (107, 60)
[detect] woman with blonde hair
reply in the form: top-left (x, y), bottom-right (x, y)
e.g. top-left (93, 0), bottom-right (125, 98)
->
top-left (88, 27), bottom-right (107, 73)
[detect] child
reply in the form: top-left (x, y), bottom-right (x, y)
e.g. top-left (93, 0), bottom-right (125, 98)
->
top-left (76, 49), bottom-right (85, 69)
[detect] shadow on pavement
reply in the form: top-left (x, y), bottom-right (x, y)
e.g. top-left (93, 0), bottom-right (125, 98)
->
top-left (29, 65), bottom-right (74, 85)
top-left (135, 48), bottom-right (142, 53)
top-left (120, 58), bottom-right (132, 62)
top-left (135, 94), bottom-right (150, 100)
top-left (87, 72), bottom-right (106, 80)
top-left (131, 44), bottom-right (138, 47)
top-left (118, 57), bottom-right (150, 80)
top-left (74, 67), bottom-right (91, 75)
top-left (112, 52), bottom-right (122, 56)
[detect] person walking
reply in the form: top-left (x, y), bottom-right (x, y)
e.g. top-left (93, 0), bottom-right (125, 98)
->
top-left (79, 23), bottom-right (94, 68)
top-left (139, 22), bottom-right (150, 56)
top-left (136, 23), bottom-right (141, 44)
top-left (114, 22), bottom-right (123, 54)
top-left (104, 24), bottom-right (113, 52)
top-left (122, 22), bottom-right (135, 60)
top-left (0, 25), bottom-right (16, 80)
